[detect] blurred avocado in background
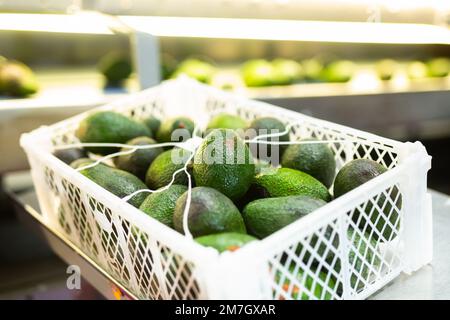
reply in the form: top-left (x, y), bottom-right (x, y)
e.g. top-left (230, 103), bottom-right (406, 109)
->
top-left (172, 58), bottom-right (216, 84)
top-left (161, 53), bottom-right (178, 80)
top-left (98, 52), bottom-right (132, 88)
top-left (407, 61), bottom-right (428, 80)
top-left (241, 59), bottom-right (274, 87)
top-left (321, 60), bottom-right (355, 83)
top-left (375, 59), bottom-right (397, 81)
top-left (271, 58), bottom-right (303, 85)
top-left (427, 57), bottom-right (450, 78)
top-left (0, 58), bottom-right (39, 97)
top-left (302, 58), bottom-right (324, 82)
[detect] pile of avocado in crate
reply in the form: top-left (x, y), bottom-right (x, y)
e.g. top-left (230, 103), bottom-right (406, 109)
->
top-left (54, 109), bottom-right (397, 298)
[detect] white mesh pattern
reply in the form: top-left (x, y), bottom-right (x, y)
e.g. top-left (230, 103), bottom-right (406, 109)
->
top-left (264, 182), bottom-right (404, 300)
top-left (22, 78), bottom-right (431, 300)
top-left (270, 219), bottom-right (343, 300)
top-left (46, 172), bottom-right (204, 299)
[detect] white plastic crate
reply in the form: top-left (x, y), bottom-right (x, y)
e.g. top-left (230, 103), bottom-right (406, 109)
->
top-left (20, 78), bottom-right (432, 300)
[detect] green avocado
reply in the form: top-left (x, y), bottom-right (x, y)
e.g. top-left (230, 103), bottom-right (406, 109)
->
top-left (407, 61), bottom-right (428, 80)
top-left (156, 116), bottom-right (195, 143)
top-left (281, 138), bottom-right (336, 188)
top-left (427, 57), bottom-right (450, 78)
top-left (334, 159), bottom-right (400, 241)
top-left (375, 59), bottom-right (397, 81)
top-left (98, 52), bottom-right (132, 87)
top-left (271, 59), bottom-right (303, 85)
top-left (173, 187), bottom-right (246, 237)
top-left (75, 111), bottom-right (151, 155)
top-left (0, 60), bottom-right (39, 97)
top-left (195, 232), bottom-right (257, 252)
top-left (172, 58), bottom-right (215, 84)
top-left (161, 53), bottom-right (178, 80)
top-left (302, 58), bottom-right (324, 81)
top-left (53, 148), bottom-right (87, 165)
top-left (246, 117), bottom-right (290, 163)
top-left (321, 60), bottom-right (355, 83)
top-left (243, 195), bottom-right (327, 239)
top-left (139, 184), bottom-right (188, 228)
top-left (143, 116), bottom-right (161, 135)
top-left (252, 167), bottom-right (331, 202)
top-left (71, 160), bottom-right (147, 208)
top-left (334, 159), bottom-right (387, 197)
top-left (145, 148), bottom-right (193, 189)
top-left (241, 59), bottom-right (274, 87)
top-left (193, 129), bottom-right (255, 201)
top-left (114, 136), bottom-right (163, 181)
top-left (206, 113), bottom-right (247, 131)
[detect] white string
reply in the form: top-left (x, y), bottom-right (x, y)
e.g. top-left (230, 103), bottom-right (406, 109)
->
top-left (246, 123), bottom-right (293, 141)
top-left (65, 141), bottom-right (194, 172)
top-left (181, 152), bottom-right (196, 240)
top-left (245, 139), bottom-right (355, 145)
top-left (179, 123), bottom-right (202, 239)
top-left (243, 122), bottom-right (356, 145)
top-left (121, 166), bottom-right (187, 200)
top-left (75, 147), bottom-right (138, 172)
top-left (54, 141), bottom-right (180, 151)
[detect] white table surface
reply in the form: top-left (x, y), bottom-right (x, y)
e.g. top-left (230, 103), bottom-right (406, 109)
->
top-left (372, 190), bottom-right (450, 299)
